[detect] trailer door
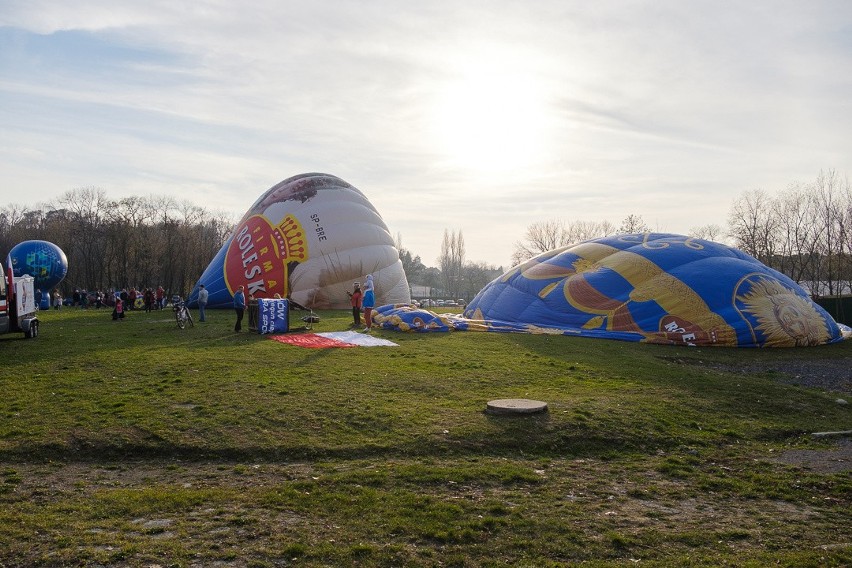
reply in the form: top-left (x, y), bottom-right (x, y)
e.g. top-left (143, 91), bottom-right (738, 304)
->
top-left (0, 273), bottom-right (9, 333)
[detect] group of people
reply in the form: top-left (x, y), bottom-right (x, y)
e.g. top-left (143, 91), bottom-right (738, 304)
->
top-left (47, 288), bottom-right (101, 310)
top-left (346, 274), bottom-right (376, 331)
top-left (121, 286), bottom-right (167, 312)
top-left (111, 286), bottom-right (169, 320)
top-left (56, 274), bottom-right (378, 333)
top-left (231, 273), bottom-right (377, 333)
top-left (49, 286), bottom-right (171, 312)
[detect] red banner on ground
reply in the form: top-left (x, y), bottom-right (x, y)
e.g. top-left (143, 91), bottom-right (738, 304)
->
top-left (268, 333), bottom-right (355, 348)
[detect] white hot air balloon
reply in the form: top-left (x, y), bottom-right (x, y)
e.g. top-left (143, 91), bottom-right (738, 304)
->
top-left (191, 173), bottom-right (410, 309)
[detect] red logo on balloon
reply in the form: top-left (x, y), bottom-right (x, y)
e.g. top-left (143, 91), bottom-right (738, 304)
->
top-left (224, 214), bottom-right (308, 298)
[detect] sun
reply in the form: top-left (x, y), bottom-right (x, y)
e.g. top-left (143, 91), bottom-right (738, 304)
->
top-left (432, 66), bottom-right (548, 176)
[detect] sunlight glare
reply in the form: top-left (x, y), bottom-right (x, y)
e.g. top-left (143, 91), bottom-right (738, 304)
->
top-left (433, 67), bottom-right (548, 177)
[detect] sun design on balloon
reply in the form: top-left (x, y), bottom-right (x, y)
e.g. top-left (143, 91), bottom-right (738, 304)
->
top-left (571, 258), bottom-right (597, 274)
top-left (736, 276), bottom-right (830, 346)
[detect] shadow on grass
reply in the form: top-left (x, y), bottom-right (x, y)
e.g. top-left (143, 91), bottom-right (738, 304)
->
top-left (2, 413), bottom-right (677, 464)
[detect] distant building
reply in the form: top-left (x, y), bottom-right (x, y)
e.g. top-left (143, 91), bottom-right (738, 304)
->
top-left (410, 284), bottom-right (443, 298)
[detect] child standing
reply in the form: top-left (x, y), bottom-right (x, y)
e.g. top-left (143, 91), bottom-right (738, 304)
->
top-left (112, 297), bottom-right (125, 320)
top-left (347, 282), bottom-right (363, 327)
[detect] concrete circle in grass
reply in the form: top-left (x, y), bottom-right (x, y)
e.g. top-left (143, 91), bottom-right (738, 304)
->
top-left (486, 399), bottom-right (548, 415)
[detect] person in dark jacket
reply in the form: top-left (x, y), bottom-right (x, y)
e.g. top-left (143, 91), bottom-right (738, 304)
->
top-left (233, 285), bottom-right (245, 332)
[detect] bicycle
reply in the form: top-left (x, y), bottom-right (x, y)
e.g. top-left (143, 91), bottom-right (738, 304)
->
top-left (173, 300), bottom-right (194, 329)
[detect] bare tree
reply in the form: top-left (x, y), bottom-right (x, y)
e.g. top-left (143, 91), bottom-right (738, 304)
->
top-left (617, 214), bottom-right (650, 234)
top-left (688, 224), bottom-right (724, 242)
top-left (726, 172), bottom-right (852, 297)
top-left (565, 220), bottom-right (616, 243)
top-left (2, 189), bottom-right (232, 300)
top-left (812, 169), bottom-right (846, 295)
top-left (772, 184), bottom-right (821, 286)
top-left (511, 219), bottom-right (615, 265)
top-left (0, 204), bottom-right (33, 256)
top-left (727, 189), bottom-right (777, 263)
top-left (438, 229), bottom-right (465, 298)
top-left (511, 220), bottom-right (567, 265)
top-left (461, 261), bottom-right (501, 301)
top-left (841, 173), bottom-right (852, 296)
top-left (394, 233), bottom-right (426, 285)
top-left (59, 187), bottom-right (110, 292)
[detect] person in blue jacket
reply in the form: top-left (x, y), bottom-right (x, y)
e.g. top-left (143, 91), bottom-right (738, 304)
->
top-left (362, 274), bottom-right (375, 331)
top-left (233, 285), bottom-right (245, 332)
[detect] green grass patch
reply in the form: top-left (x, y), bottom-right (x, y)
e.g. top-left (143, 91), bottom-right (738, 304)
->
top-left (0, 308), bottom-right (850, 565)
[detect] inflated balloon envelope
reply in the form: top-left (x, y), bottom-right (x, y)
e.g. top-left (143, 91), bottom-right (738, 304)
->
top-left (374, 233), bottom-right (852, 348)
top-left (190, 173), bottom-right (410, 309)
top-left (7, 240), bottom-right (68, 309)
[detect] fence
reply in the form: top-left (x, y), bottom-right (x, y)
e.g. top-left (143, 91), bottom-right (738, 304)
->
top-left (814, 296), bottom-right (852, 326)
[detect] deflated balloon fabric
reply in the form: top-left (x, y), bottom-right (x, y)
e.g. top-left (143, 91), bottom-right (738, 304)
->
top-left (377, 234), bottom-right (850, 348)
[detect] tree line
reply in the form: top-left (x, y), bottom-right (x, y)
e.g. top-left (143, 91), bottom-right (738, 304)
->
top-left (0, 187), bottom-right (233, 298)
top-left (5, 169), bottom-right (850, 302)
top-left (396, 230), bottom-right (504, 301)
top-left (509, 169), bottom-right (852, 297)
top-left (728, 169), bottom-right (852, 296)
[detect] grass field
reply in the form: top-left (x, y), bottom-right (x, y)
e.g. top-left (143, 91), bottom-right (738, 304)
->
top-left (1, 306), bottom-right (850, 566)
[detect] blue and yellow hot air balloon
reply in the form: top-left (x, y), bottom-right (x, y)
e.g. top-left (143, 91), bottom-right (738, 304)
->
top-left (460, 233), bottom-right (849, 347)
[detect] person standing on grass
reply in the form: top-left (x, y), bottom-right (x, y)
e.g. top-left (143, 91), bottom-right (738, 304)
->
top-left (362, 274), bottom-right (375, 332)
top-left (198, 284), bottom-right (209, 322)
top-left (346, 281), bottom-right (363, 327)
top-left (233, 285), bottom-right (245, 332)
top-left (143, 288), bottom-right (154, 312)
top-left (112, 297), bottom-right (125, 320)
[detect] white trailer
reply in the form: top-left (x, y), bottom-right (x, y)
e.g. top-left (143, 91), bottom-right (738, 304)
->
top-left (0, 272), bottom-right (40, 338)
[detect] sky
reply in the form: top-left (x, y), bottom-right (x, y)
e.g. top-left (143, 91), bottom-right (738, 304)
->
top-left (1, 1), bottom-right (851, 268)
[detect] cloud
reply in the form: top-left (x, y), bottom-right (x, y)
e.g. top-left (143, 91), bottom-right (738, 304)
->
top-left (1, 1), bottom-right (851, 266)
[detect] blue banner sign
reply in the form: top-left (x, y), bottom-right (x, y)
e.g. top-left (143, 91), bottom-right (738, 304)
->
top-left (258, 298), bottom-right (289, 334)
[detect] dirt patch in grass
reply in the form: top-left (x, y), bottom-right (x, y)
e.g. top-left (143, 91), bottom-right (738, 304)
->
top-left (658, 355), bottom-right (851, 472)
top-left (773, 438), bottom-right (852, 474)
top-left (2, 451), bottom-right (850, 565)
top-left (658, 355), bottom-right (852, 395)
